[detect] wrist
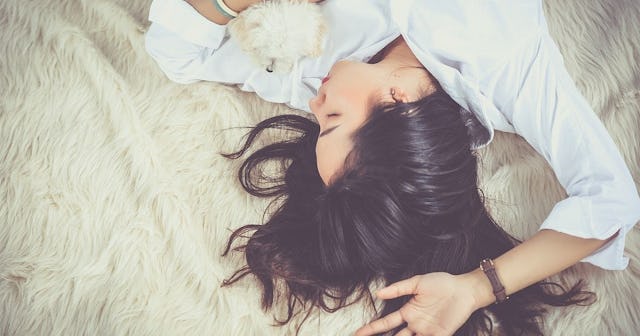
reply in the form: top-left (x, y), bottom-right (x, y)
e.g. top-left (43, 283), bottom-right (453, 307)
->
top-left (185, 0), bottom-right (259, 24)
top-left (459, 268), bottom-right (496, 310)
top-left (226, 0), bottom-right (260, 12)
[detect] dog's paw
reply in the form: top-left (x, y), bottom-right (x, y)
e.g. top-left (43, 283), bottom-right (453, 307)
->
top-left (227, 0), bottom-right (326, 73)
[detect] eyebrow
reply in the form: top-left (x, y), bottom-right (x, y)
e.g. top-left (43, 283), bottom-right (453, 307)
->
top-left (319, 125), bottom-right (340, 138)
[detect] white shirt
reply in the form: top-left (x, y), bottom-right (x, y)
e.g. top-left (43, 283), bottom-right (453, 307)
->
top-left (145, 0), bottom-right (640, 270)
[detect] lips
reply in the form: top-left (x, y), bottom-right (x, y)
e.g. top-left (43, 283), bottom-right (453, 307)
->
top-left (321, 76), bottom-right (330, 84)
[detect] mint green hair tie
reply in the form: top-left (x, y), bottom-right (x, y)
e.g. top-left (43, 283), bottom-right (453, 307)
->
top-left (212, 0), bottom-right (239, 19)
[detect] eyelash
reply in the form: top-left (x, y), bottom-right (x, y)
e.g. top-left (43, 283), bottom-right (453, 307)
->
top-left (327, 113), bottom-right (339, 118)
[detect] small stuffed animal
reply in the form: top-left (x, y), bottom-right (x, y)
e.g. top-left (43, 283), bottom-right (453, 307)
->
top-left (227, 0), bottom-right (327, 73)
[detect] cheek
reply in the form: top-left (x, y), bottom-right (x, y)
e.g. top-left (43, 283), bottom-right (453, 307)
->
top-left (331, 60), bottom-right (370, 82)
top-left (332, 70), bottom-right (381, 105)
top-left (327, 79), bottom-right (372, 110)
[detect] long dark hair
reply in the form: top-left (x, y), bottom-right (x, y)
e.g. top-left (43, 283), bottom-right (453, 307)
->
top-left (221, 90), bottom-right (593, 335)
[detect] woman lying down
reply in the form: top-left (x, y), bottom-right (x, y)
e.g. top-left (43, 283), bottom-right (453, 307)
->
top-left (144, 0), bottom-right (640, 335)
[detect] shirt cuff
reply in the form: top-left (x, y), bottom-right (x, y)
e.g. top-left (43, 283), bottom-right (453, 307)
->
top-left (148, 0), bottom-right (227, 49)
top-left (539, 196), bottom-right (640, 270)
top-left (580, 229), bottom-right (629, 270)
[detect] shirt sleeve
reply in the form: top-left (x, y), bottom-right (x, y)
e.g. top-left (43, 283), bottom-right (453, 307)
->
top-left (488, 31), bottom-right (640, 270)
top-left (144, 0), bottom-right (256, 84)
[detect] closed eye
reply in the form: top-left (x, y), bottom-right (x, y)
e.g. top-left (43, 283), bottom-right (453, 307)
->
top-left (319, 125), bottom-right (340, 138)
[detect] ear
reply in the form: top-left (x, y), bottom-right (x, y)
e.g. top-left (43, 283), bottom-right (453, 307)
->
top-left (390, 87), bottom-right (410, 103)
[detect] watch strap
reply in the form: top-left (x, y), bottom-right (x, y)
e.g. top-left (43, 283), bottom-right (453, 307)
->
top-left (480, 258), bottom-right (509, 304)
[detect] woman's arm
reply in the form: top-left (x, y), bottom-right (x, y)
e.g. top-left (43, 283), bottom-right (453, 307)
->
top-left (184, 0), bottom-right (258, 25)
top-left (464, 229), bottom-right (616, 309)
top-left (355, 230), bottom-right (616, 336)
top-left (145, 0), bottom-right (258, 84)
top-left (146, 0), bottom-right (324, 84)
top-left (184, 0), bottom-right (324, 24)
top-left (392, 2), bottom-right (639, 270)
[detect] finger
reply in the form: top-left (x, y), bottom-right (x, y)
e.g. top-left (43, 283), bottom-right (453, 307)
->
top-left (355, 311), bottom-right (404, 336)
top-left (376, 275), bottom-right (421, 299)
top-left (395, 327), bottom-right (414, 336)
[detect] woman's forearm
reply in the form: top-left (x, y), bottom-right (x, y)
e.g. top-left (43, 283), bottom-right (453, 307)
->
top-left (184, 0), bottom-right (259, 25)
top-left (462, 229), bottom-right (618, 309)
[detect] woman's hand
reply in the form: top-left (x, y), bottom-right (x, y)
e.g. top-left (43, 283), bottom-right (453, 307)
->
top-left (355, 272), bottom-right (480, 336)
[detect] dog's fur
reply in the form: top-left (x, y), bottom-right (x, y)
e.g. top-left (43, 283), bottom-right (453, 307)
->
top-left (227, 0), bottom-right (326, 73)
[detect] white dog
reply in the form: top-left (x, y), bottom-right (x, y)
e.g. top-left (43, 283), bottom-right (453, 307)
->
top-left (227, 0), bottom-right (327, 73)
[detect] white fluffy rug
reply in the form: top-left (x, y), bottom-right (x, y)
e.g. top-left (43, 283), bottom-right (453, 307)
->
top-left (1, 0), bottom-right (639, 335)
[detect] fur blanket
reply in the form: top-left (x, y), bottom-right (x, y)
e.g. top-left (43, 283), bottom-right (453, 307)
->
top-left (1, 0), bottom-right (639, 335)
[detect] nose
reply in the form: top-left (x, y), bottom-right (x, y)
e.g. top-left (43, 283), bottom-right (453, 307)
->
top-left (308, 90), bottom-right (326, 117)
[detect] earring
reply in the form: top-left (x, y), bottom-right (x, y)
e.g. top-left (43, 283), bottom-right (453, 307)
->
top-left (391, 88), bottom-right (399, 102)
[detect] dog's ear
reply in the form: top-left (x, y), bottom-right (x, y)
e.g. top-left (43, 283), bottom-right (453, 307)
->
top-left (226, 18), bottom-right (244, 41)
top-left (227, 16), bottom-right (257, 54)
top-left (309, 18), bottom-right (327, 57)
top-left (227, 8), bottom-right (266, 50)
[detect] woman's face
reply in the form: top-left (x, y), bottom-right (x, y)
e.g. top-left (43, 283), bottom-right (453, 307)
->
top-left (308, 60), bottom-right (433, 185)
